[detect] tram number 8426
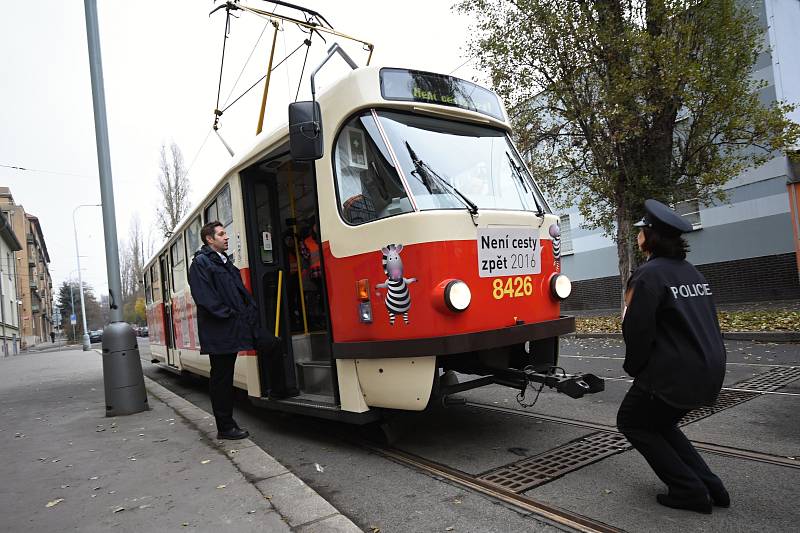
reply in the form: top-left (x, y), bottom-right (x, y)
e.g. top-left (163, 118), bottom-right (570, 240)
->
top-left (492, 276), bottom-right (534, 300)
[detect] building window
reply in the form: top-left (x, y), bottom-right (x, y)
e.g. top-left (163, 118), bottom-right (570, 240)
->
top-left (674, 197), bottom-right (701, 229)
top-left (559, 214), bottom-right (574, 256)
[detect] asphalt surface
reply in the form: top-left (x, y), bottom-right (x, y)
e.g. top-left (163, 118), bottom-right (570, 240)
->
top-left (140, 337), bottom-right (800, 532)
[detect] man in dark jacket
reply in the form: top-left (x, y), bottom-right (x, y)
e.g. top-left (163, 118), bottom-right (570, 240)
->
top-left (188, 221), bottom-right (258, 440)
top-left (618, 199), bottom-right (728, 514)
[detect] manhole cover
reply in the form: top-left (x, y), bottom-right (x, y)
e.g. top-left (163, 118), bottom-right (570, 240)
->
top-left (478, 432), bottom-right (629, 493)
top-left (731, 366), bottom-right (800, 392)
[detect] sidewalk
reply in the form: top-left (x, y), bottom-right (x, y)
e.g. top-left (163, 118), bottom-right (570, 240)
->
top-left (0, 348), bottom-right (360, 532)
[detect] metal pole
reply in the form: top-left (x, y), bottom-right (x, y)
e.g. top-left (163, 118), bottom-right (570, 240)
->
top-left (74, 204), bottom-right (100, 351)
top-left (83, 0), bottom-right (147, 416)
top-left (256, 21), bottom-right (280, 135)
top-left (70, 281), bottom-right (76, 342)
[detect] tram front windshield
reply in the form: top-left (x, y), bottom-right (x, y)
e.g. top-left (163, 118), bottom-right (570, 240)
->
top-left (376, 111), bottom-right (546, 213)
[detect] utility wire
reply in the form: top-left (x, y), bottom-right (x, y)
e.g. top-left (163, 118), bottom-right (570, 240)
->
top-left (221, 39), bottom-right (309, 114)
top-left (449, 55), bottom-right (476, 76)
top-left (214, 8), bottom-right (233, 113)
top-left (183, 128), bottom-right (214, 182)
top-left (222, 22), bottom-right (270, 109)
top-left (0, 164), bottom-right (94, 179)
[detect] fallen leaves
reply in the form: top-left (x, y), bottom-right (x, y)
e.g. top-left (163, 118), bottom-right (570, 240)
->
top-left (46, 498), bottom-right (64, 508)
top-left (576, 310), bottom-right (800, 333)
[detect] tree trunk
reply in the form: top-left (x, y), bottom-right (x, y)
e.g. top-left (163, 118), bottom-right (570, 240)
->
top-left (615, 197), bottom-right (634, 315)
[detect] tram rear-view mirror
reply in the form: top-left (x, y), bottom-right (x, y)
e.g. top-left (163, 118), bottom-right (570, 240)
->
top-left (288, 101), bottom-right (323, 161)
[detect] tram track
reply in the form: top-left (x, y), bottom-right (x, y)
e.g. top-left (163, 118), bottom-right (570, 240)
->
top-left (464, 401), bottom-right (800, 470)
top-left (355, 439), bottom-right (626, 533)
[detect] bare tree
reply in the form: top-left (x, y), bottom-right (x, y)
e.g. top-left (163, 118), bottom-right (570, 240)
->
top-left (119, 214), bottom-right (146, 311)
top-left (156, 142), bottom-right (191, 237)
top-left (128, 213), bottom-right (145, 294)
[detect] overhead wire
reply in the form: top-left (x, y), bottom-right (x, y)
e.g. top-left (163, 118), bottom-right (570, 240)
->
top-left (182, 128), bottom-right (214, 182)
top-left (221, 1), bottom-right (281, 109)
top-left (220, 39), bottom-right (309, 114)
top-left (222, 22), bottom-right (270, 109)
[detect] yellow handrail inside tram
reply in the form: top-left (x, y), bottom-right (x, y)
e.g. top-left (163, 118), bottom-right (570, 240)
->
top-left (274, 269), bottom-right (283, 338)
top-left (287, 163), bottom-right (309, 334)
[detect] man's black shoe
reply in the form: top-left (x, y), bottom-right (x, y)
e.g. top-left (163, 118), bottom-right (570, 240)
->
top-left (709, 488), bottom-right (730, 508)
top-left (656, 494), bottom-right (712, 514)
top-left (216, 427), bottom-right (249, 440)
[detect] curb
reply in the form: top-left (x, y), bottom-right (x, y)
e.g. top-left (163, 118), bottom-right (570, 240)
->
top-left (144, 377), bottom-right (362, 533)
top-left (569, 332), bottom-right (800, 343)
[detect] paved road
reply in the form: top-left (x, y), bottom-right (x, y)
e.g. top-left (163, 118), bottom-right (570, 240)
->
top-left (140, 337), bottom-right (800, 532)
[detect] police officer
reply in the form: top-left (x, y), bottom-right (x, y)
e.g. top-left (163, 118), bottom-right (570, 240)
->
top-left (618, 199), bottom-right (729, 514)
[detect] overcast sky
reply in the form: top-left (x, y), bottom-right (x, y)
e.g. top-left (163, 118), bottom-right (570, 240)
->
top-left (1, 1), bottom-right (483, 302)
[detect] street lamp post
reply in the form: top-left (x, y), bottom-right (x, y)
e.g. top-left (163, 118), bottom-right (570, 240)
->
top-left (73, 204), bottom-right (101, 351)
top-left (69, 281), bottom-right (76, 342)
top-left (84, 0), bottom-right (147, 416)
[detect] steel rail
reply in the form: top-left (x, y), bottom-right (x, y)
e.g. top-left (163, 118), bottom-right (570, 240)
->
top-left (358, 441), bottom-right (625, 533)
top-left (465, 402), bottom-right (800, 470)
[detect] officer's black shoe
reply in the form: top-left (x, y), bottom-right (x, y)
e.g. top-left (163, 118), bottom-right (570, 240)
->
top-left (656, 494), bottom-right (712, 514)
top-left (709, 487), bottom-right (730, 508)
top-left (216, 427), bottom-right (249, 440)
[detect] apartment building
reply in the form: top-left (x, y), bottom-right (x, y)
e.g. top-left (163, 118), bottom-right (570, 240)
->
top-left (0, 187), bottom-right (53, 347)
top-left (557, 0), bottom-right (800, 310)
top-left (0, 210), bottom-right (22, 355)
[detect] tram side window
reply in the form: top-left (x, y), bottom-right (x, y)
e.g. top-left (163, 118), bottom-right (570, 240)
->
top-left (144, 272), bottom-right (151, 304)
top-left (170, 237), bottom-right (186, 292)
top-left (150, 264), bottom-right (160, 302)
top-left (185, 216), bottom-right (202, 260)
top-left (205, 185), bottom-right (234, 243)
top-left (334, 113), bottom-right (412, 225)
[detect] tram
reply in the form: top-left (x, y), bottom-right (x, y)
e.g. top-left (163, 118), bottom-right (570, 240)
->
top-left (144, 43), bottom-right (603, 423)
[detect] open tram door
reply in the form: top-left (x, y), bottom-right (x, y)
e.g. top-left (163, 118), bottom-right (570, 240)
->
top-left (159, 253), bottom-right (178, 367)
top-left (241, 154), bottom-right (342, 410)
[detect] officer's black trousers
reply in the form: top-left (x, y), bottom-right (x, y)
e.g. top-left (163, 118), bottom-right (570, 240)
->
top-left (617, 385), bottom-right (725, 498)
top-left (209, 353), bottom-right (238, 431)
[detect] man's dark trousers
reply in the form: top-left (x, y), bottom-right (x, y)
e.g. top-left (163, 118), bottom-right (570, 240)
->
top-left (209, 353), bottom-right (238, 431)
top-left (617, 385), bottom-right (724, 498)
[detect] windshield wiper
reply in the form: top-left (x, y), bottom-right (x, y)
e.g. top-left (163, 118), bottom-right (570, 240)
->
top-left (506, 152), bottom-right (544, 217)
top-left (404, 142), bottom-right (479, 216)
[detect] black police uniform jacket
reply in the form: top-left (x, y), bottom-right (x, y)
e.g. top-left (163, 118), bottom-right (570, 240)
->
top-left (622, 256), bottom-right (726, 409)
top-left (188, 245), bottom-right (258, 355)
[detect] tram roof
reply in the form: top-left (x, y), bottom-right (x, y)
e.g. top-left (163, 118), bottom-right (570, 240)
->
top-left (145, 66), bottom-right (509, 266)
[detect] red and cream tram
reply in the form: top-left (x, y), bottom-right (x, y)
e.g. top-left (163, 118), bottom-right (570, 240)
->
top-left (144, 50), bottom-right (602, 423)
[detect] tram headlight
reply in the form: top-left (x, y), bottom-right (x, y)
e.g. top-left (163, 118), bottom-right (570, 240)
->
top-left (550, 274), bottom-right (572, 300)
top-left (444, 280), bottom-right (471, 312)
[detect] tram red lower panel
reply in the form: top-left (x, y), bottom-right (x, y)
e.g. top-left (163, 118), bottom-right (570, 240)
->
top-left (323, 239), bottom-right (562, 344)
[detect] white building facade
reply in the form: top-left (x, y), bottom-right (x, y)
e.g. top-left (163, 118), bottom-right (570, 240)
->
top-left (0, 210), bottom-right (22, 355)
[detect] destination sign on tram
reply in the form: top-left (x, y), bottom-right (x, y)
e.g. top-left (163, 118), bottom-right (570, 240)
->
top-left (380, 68), bottom-right (505, 121)
top-left (477, 227), bottom-right (541, 278)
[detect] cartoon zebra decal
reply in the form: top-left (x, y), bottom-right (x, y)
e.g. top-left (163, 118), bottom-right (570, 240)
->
top-left (549, 223), bottom-right (561, 268)
top-left (376, 244), bottom-right (417, 325)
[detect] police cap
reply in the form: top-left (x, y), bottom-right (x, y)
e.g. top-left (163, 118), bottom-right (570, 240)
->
top-left (633, 199), bottom-right (693, 236)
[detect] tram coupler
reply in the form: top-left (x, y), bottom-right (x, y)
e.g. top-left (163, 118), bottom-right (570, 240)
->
top-left (522, 368), bottom-right (605, 399)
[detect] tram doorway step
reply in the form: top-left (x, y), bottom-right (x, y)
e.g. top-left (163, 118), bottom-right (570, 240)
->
top-left (297, 361), bottom-right (334, 396)
top-left (291, 332), bottom-right (331, 363)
